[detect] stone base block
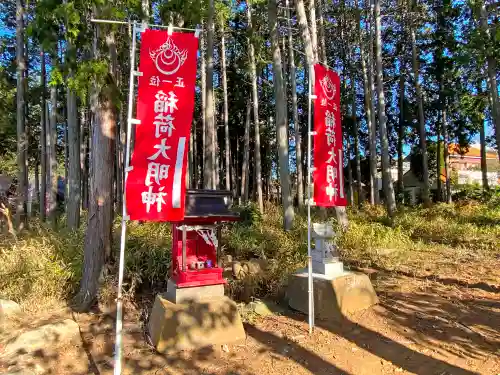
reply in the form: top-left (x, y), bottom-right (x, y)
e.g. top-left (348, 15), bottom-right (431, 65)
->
top-left (312, 261), bottom-right (344, 276)
top-left (148, 294), bottom-right (246, 352)
top-left (164, 279), bottom-right (225, 304)
top-left (287, 270), bottom-right (378, 321)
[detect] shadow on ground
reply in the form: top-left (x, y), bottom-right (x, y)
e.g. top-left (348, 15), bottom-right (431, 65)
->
top-left (279, 274), bottom-right (499, 375)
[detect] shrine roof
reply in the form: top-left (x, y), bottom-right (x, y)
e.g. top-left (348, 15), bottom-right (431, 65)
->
top-left (183, 189), bottom-right (240, 221)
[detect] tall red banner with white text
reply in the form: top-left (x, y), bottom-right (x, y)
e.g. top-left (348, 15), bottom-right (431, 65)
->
top-left (126, 30), bottom-right (198, 221)
top-left (313, 64), bottom-right (347, 207)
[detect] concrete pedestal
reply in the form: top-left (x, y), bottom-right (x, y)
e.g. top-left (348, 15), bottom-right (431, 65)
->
top-left (287, 269), bottom-right (378, 321)
top-left (312, 260), bottom-right (344, 276)
top-left (164, 279), bottom-right (225, 304)
top-left (148, 294), bottom-right (246, 352)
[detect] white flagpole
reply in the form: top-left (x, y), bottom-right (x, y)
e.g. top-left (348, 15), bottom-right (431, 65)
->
top-left (307, 64), bottom-right (315, 334)
top-left (114, 21), bottom-right (138, 375)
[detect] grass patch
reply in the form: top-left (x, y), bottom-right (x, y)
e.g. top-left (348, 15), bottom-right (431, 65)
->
top-left (0, 220), bottom-right (84, 312)
top-left (1, 200), bottom-right (498, 312)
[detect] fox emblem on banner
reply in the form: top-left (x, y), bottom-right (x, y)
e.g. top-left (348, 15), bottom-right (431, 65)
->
top-left (125, 30), bottom-right (199, 221)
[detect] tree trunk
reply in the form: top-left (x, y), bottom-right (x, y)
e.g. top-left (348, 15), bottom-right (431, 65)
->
top-left (204, 0), bottom-right (215, 189)
top-left (200, 31), bottom-right (206, 173)
top-left (63, 102), bottom-right (69, 215)
top-left (213, 96), bottom-right (218, 189)
top-left (16, 0), bottom-right (27, 227)
top-left (480, 2), bottom-right (500, 161)
top-left (241, 100), bottom-right (251, 203)
top-left (480, 112), bottom-right (489, 191)
top-left (285, 0), bottom-right (303, 207)
top-left (142, 0), bottom-right (149, 24)
top-left (368, 3), bottom-right (379, 205)
top-left (347, 135), bottom-right (354, 206)
top-left (270, 0), bottom-right (294, 230)
top-left (397, 64), bottom-right (405, 202)
top-left (66, 90), bottom-right (80, 228)
top-left (117, 96), bottom-right (126, 205)
top-left (317, 0), bottom-right (327, 64)
top-left (48, 55), bottom-right (58, 224)
top-left (374, 0), bottom-right (396, 218)
top-left (436, 114), bottom-right (442, 202)
top-left (34, 162), bottom-right (39, 207)
top-left (308, 0), bottom-right (318, 61)
top-left (296, 0), bottom-right (315, 68)
top-left (65, 23), bottom-right (81, 229)
top-left (352, 86), bottom-right (362, 207)
top-left (221, 28), bottom-right (230, 192)
top-left (235, 134), bottom-right (240, 202)
top-left (74, 93), bottom-right (116, 312)
top-left (194, 122), bottom-right (199, 188)
top-left (247, 3), bottom-right (263, 212)
top-left (80, 107), bottom-right (89, 210)
top-left (40, 50), bottom-right (47, 221)
top-left (359, 26), bottom-right (377, 205)
top-left (442, 107), bottom-right (451, 203)
top-left (410, 22), bottom-right (431, 206)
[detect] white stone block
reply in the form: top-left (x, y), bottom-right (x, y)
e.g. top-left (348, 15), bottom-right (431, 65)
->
top-left (312, 261), bottom-right (344, 277)
top-left (164, 279), bottom-right (225, 304)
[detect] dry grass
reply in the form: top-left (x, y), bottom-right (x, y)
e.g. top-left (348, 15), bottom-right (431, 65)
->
top-left (0, 220), bottom-right (84, 313)
top-left (0, 200), bottom-right (498, 313)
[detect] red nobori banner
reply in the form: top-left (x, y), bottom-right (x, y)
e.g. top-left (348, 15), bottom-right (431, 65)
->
top-left (126, 30), bottom-right (198, 221)
top-left (313, 64), bottom-right (347, 207)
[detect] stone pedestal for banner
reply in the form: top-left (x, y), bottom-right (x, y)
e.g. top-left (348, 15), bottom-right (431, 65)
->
top-left (287, 223), bottom-right (378, 321)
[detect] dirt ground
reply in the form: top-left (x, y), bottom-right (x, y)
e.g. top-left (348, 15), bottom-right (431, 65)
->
top-left (3, 261), bottom-right (499, 375)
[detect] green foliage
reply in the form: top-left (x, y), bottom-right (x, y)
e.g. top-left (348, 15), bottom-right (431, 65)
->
top-left (69, 59), bottom-right (109, 102)
top-left (0, 67), bottom-right (16, 153)
top-left (0, 151), bottom-right (18, 176)
top-left (453, 185), bottom-right (500, 206)
top-left (159, 0), bottom-right (206, 28)
top-left (215, 0), bottom-right (231, 27)
top-left (234, 202), bottom-right (263, 226)
top-left (409, 140), bottom-right (443, 180)
top-left (48, 66), bottom-right (64, 86)
top-left (224, 204), bottom-right (308, 299)
top-left (122, 221), bottom-right (172, 294)
top-left (339, 202), bottom-right (500, 273)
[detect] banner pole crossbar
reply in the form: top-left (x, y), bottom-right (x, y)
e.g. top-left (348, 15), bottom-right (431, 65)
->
top-left (90, 18), bottom-right (199, 32)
